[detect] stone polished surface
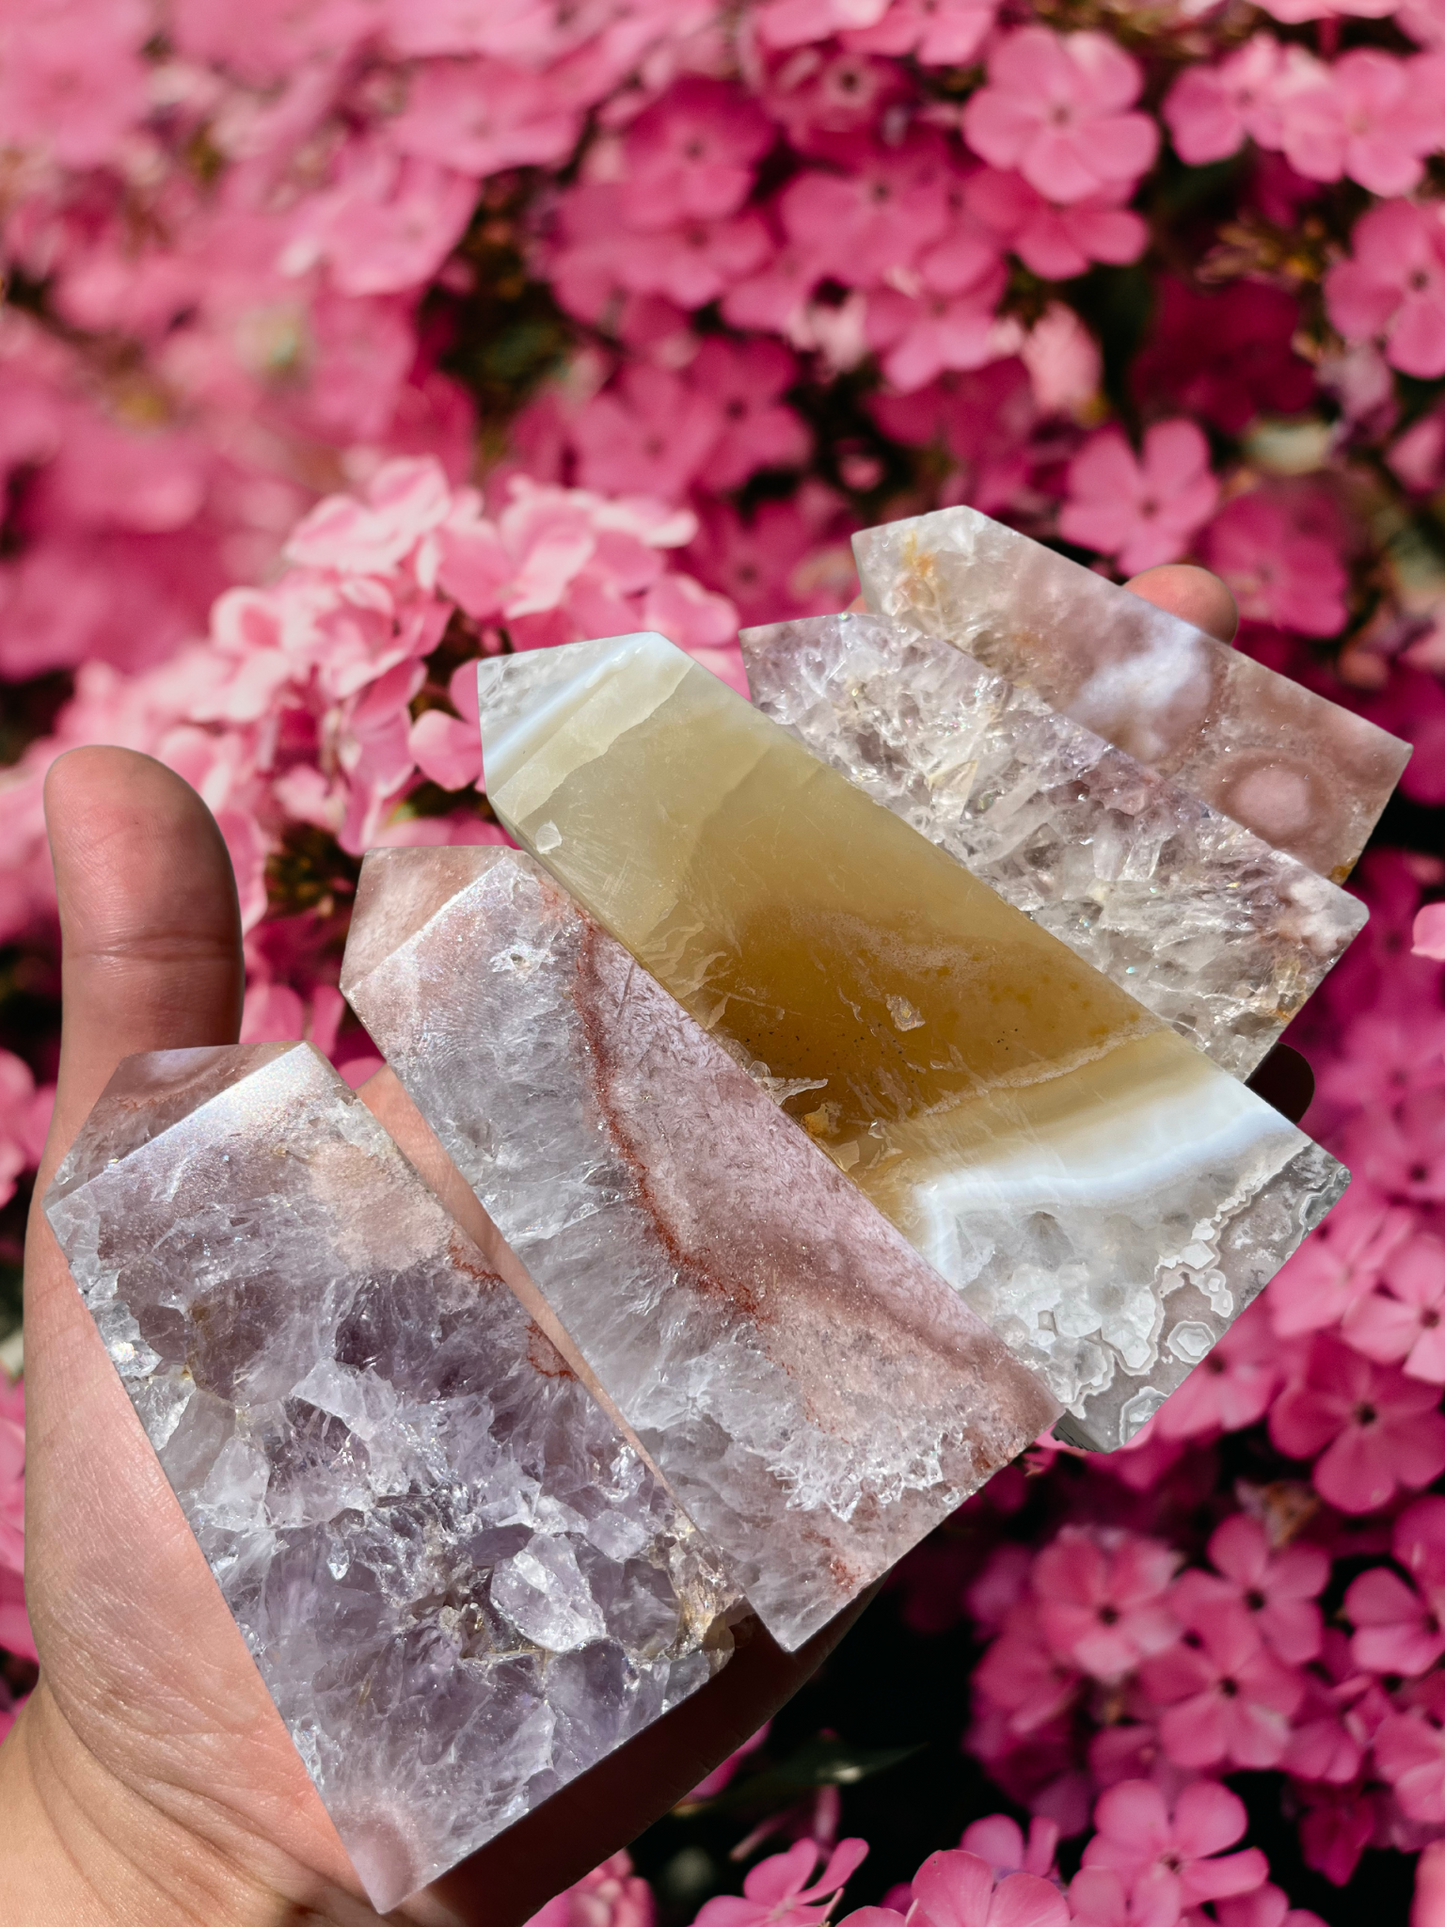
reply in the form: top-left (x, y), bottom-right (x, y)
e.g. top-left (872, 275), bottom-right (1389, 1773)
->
top-left (853, 505), bottom-right (1410, 882)
top-left (476, 632), bottom-right (1349, 1450)
top-left (44, 1044), bottom-right (734, 1913)
top-left (343, 847), bottom-right (1060, 1651)
top-left (740, 611), bottom-right (1367, 1079)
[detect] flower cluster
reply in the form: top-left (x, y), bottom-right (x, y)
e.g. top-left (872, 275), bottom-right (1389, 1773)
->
top-left (3, 0), bottom-right (1445, 1916)
top-left (0, 453), bottom-right (736, 1059)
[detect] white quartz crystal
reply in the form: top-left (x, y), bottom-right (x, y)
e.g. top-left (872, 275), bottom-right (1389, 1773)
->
top-left (854, 504), bottom-right (1411, 882)
top-left (342, 848), bottom-right (1060, 1650)
top-left (740, 611), bottom-right (1367, 1079)
top-left (45, 1043), bottom-right (734, 1913)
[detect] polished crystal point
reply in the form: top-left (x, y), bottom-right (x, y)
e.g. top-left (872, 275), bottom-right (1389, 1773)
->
top-left (342, 847), bottom-right (1060, 1649)
top-left (853, 505), bottom-right (1410, 882)
top-left (44, 1044), bottom-right (735, 1913)
top-left (740, 611), bottom-right (1367, 1080)
top-left (475, 631), bottom-right (1349, 1450)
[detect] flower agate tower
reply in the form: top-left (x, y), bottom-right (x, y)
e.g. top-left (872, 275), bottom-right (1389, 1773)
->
top-left (342, 845), bottom-right (1061, 1653)
top-left (473, 630), bottom-right (1347, 1452)
top-left (853, 505), bottom-right (1410, 882)
top-left (739, 610), bottom-right (1367, 1079)
top-left (44, 1044), bottom-right (735, 1914)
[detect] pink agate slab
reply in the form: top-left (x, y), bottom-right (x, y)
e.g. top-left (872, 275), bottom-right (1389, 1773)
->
top-left (854, 504), bottom-right (1410, 882)
top-left (341, 846), bottom-right (1062, 1653)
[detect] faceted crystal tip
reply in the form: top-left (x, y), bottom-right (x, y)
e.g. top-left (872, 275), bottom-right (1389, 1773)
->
top-left (46, 1040), bottom-right (736, 1910)
top-left (344, 843), bottom-right (1062, 1650)
top-left (853, 504), bottom-right (1410, 882)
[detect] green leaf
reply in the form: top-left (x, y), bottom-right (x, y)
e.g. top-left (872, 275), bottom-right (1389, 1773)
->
top-left (679, 1736), bottom-right (920, 1815)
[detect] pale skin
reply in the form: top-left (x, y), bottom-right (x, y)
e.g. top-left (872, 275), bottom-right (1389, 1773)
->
top-left (2, 568), bottom-right (1246, 1926)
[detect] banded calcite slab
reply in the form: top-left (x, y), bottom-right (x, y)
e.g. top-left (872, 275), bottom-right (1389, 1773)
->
top-left (44, 1044), bottom-right (735, 1913)
top-left (853, 504), bottom-right (1410, 882)
top-left (342, 846), bottom-right (1059, 1650)
top-left (476, 631), bottom-right (1349, 1450)
top-left (740, 611), bottom-right (1367, 1080)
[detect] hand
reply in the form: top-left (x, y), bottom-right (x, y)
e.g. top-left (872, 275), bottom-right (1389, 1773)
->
top-left (0, 562), bottom-right (1303, 1927)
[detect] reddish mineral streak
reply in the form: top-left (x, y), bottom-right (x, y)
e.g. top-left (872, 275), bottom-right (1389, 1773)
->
top-left (574, 922), bottom-right (774, 1332)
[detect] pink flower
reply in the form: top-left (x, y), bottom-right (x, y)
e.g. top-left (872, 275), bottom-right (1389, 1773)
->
top-left (1082, 1781), bottom-right (1269, 1910)
top-left (619, 79), bottom-right (774, 232)
top-left (1141, 1615), bottom-right (1304, 1770)
top-left (1164, 35), bottom-right (1290, 165)
top-left (1031, 1527), bottom-right (1180, 1681)
top-left (1065, 1865), bottom-right (1177, 1927)
top-left (780, 140), bottom-right (951, 287)
top-left (696, 1840), bottom-right (869, 1927)
top-left (1202, 494), bottom-right (1347, 638)
top-left (1214, 1886), bottom-right (1327, 1927)
top-left (1279, 1664), bottom-right (1370, 1787)
top-left (0, 0), bottom-right (149, 169)
top-left (1326, 200), bottom-right (1445, 382)
top-left (957, 1816), bottom-right (1058, 1883)
top-left (963, 28), bottom-right (1157, 205)
top-left (1058, 421), bottom-right (1217, 575)
top-left (1018, 305), bottom-right (1100, 416)
top-left (524, 1852), bottom-right (654, 1927)
top-left (0, 1050), bottom-right (54, 1207)
top-left (1266, 1188), bottom-right (1414, 1337)
top-left (753, 0), bottom-right (891, 51)
top-left (1294, 1787), bottom-right (1375, 1887)
top-left (1256, 0), bottom-right (1396, 17)
top-left (570, 364), bottom-right (722, 502)
top-left (1346, 1496), bottom-right (1445, 1676)
top-left (622, 213), bottom-right (774, 313)
top-left (286, 139), bottom-right (477, 300)
top-left (1340, 1230), bottom-right (1445, 1382)
top-left (688, 338), bottom-right (810, 490)
top-left (410, 658), bottom-right (485, 793)
top-left (388, 58), bottom-right (582, 176)
top-left (1269, 1333), bottom-right (1445, 1512)
top-left (973, 1602), bottom-right (1082, 1735)
top-left (907, 1848), bottom-right (1068, 1927)
top-left (1171, 1515), bottom-right (1327, 1666)
top-left (1415, 903), bottom-right (1445, 961)
top-left (1414, 1842), bottom-right (1445, 1927)
top-left (287, 458), bottom-right (455, 575)
top-left (963, 170), bottom-right (1145, 282)
top-left (1341, 1087), bottom-right (1445, 1203)
top-left (1153, 1300), bottom-right (1284, 1438)
top-left (865, 287), bottom-right (1008, 393)
top-left (1316, 1007), bottom-right (1445, 1115)
top-left (1277, 51), bottom-right (1445, 198)
top-left (1375, 1707), bottom-right (1445, 1824)
top-left (842, 0), bottom-right (997, 67)
top-left (0, 1368), bottom-right (32, 1674)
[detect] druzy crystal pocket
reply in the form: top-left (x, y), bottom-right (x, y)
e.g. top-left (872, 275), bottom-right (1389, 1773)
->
top-left (44, 1044), bottom-right (735, 1914)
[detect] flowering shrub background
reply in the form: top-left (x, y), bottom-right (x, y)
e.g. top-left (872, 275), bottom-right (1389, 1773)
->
top-left (4, 0), bottom-right (1445, 1919)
